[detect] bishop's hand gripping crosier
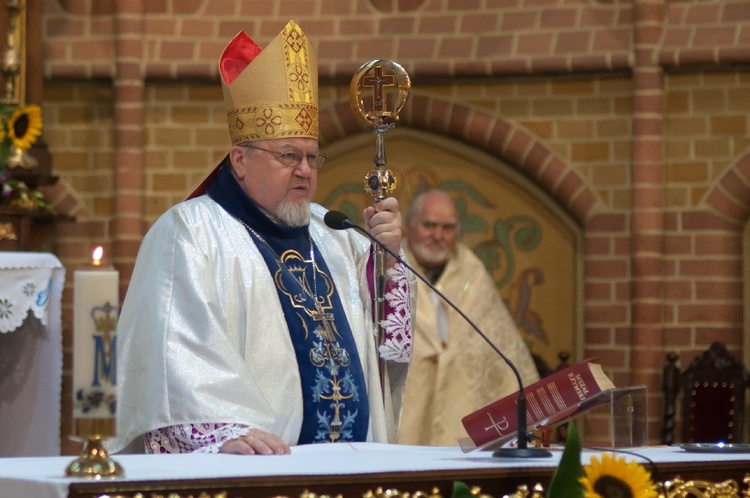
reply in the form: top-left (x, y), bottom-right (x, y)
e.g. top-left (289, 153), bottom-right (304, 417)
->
top-left (349, 60), bottom-right (411, 398)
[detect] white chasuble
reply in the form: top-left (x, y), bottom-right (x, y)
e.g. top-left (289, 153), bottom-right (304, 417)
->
top-left (111, 199), bottom-right (412, 453)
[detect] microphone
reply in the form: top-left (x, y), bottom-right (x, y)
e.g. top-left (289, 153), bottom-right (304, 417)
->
top-left (324, 210), bottom-right (552, 458)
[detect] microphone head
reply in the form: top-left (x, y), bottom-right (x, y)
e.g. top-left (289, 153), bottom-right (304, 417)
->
top-left (324, 210), bottom-right (352, 230)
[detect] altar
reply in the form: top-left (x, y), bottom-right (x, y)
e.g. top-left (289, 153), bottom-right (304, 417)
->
top-left (0, 251), bottom-right (65, 457)
top-left (1, 444), bottom-right (749, 498)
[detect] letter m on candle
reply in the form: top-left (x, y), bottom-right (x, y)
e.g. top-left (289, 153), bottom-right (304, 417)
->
top-left (91, 302), bottom-right (118, 387)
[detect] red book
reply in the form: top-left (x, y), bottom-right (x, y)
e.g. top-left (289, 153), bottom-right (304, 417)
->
top-left (461, 359), bottom-right (615, 448)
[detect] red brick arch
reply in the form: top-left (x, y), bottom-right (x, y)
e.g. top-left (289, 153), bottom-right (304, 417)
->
top-left (319, 92), bottom-right (598, 225)
top-left (706, 150), bottom-right (750, 226)
top-left (40, 178), bottom-right (88, 220)
top-left (42, 93), bottom-right (604, 240)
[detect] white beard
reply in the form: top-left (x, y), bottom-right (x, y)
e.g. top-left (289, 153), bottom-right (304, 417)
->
top-left (410, 239), bottom-right (453, 267)
top-left (275, 198), bottom-right (311, 227)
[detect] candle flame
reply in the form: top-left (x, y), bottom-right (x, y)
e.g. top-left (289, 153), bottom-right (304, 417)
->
top-left (92, 246), bottom-right (104, 266)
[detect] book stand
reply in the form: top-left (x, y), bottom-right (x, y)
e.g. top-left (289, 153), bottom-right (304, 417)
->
top-left (558, 385), bottom-right (648, 448)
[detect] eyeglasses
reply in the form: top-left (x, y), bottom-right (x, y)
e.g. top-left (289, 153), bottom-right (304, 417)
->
top-left (242, 144), bottom-right (327, 170)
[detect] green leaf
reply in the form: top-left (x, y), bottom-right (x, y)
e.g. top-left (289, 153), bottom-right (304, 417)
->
top-left (451, 481), bottom-right (476, 498)
top-left (547, 423), bottom-right (585, 498)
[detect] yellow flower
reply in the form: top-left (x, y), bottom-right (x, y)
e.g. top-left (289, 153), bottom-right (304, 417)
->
top-left (8, 104), bottom-right (43, 150)
top-left (580, 453), bottom-right (659, 498)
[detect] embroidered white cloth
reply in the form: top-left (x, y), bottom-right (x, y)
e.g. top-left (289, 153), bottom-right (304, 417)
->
top-left (0, 251), bottom-right (64, 333)
top-left (0, 251), bottom-right (65, 457)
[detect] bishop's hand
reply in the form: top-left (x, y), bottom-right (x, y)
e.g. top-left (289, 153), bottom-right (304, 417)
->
top-left (219, 428), bottom-right (291, 455)
top-left (363, 197), bottom-right (402, 268)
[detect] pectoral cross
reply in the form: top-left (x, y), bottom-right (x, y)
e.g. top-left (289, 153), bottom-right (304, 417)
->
top-left (312, 306), bottom-right (336, 343)
top-left (362, 65), bottom-right (396, 112)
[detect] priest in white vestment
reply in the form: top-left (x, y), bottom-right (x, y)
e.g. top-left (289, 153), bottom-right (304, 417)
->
top-left (111, 21), bottom-right (413, 455)
top-left (397, 190), bottom-right (538, 446)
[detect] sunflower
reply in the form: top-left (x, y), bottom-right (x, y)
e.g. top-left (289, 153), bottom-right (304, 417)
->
top-left (7, 104), bottom-right (43, 150)
top-left (580, 453), bottom-right (659, 498)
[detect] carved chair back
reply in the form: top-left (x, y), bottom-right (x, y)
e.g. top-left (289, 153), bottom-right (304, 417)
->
top-left (662, 342), bottom-right (750, 444)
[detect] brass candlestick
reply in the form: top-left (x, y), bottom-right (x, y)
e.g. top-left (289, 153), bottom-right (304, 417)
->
top-left (349, 60), bottom-right (410, 399)
top-left (66, 412), bottom-right (122, 478)
top-left (65, 435), bottom-right (123, 478)
top-left (67, 259), bottom-right (123, 478)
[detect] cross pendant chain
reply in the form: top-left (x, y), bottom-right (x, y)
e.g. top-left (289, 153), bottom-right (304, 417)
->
top-left (238, 219), bottom-right (321, 312)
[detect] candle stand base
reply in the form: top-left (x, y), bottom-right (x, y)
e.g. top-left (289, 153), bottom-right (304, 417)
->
top-left (65, 435), bottom-right (124, 478)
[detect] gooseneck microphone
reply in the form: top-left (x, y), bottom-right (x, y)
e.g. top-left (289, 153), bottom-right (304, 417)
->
top-left (324, 210), bottom-right (552, 458)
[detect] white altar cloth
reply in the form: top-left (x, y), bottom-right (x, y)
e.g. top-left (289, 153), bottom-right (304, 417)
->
top-left (0, 252), bottom-right (65, 457)
top-left (0, 251), bottom-right (64, 333)
top-left (1, 444), bottom-right (749, 498)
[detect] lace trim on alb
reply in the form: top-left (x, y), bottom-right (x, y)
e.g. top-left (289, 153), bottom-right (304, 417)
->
top-left (378, 257), bottom-right (412, 363)
top-left (144, 423), bottom-right (250, 454)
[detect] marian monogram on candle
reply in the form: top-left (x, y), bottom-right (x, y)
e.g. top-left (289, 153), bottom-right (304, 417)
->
top-left (72, 247), bottom-right (119, 437)
top-left (75, 302), bottom-right (117, 414)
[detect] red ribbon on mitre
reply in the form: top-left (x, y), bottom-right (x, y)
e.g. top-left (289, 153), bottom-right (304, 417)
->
top-left (186, 31), bottom-right (262, 200)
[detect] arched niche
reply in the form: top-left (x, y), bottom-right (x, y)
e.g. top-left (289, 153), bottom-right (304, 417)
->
top-left (315, 127), bottom-right (584, 369)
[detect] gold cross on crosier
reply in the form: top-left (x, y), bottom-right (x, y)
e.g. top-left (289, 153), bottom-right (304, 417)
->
top-left (362, 65), bottom-right (396, 113)
top-left (350, 59), bottom-right (410, 128)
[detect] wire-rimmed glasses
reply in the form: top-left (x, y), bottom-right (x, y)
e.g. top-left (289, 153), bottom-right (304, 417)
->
top-left (241, 144), bottom-right (326, 170)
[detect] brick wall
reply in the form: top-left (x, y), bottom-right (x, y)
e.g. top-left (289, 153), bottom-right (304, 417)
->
top-left (32, 0), bottom-right (750, 451)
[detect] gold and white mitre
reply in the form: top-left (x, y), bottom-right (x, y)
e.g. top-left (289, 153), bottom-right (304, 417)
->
top-left (220, 20), bottom-right (318, 143)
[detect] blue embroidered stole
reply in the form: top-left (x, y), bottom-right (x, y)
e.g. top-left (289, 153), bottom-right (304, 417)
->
top-left (207, 162), bottom-right (370, 443)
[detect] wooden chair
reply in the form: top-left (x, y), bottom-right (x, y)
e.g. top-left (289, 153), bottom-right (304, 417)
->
top-left (662, 342), bottom-right (750, 444)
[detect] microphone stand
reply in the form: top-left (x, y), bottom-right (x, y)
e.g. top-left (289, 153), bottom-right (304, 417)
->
top-left (325, 211), bottom-right (552, 458)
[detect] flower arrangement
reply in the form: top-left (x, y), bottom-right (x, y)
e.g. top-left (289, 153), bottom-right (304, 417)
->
top-left (547, 424), bottom-right (658, 498)
top-left (0, 102), bottom-right (49, 211)
top-left (580, 452), bottom-right (658, 498)
top-left (452, 425), bottom-right (660, 498)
